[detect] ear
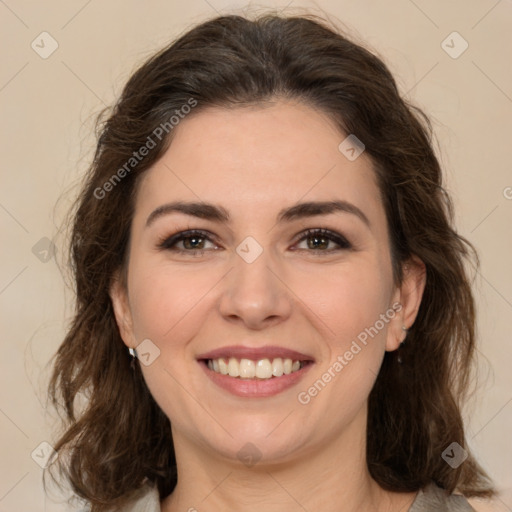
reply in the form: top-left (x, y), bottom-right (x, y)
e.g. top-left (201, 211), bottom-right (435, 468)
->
top-left (109, 272), bottom-right (136, 350)
top-left (386, 255), bottom-right (427, 352)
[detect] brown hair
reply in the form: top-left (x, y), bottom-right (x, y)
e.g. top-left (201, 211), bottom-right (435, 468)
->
top-left (46, 11), bottom-right (494, 510)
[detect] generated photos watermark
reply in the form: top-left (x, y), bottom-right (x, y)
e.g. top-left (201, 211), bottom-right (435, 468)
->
top-left (94, 97), bottom-right (198, 200)
top-left (297, 302), bottom-right (402, 405)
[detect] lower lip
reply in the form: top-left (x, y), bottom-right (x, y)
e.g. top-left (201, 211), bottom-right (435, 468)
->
top-left (198, 360), bottom-right (314, 398)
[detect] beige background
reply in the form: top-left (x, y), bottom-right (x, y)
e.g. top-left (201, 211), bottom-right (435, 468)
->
top-left (1, 1), bottom-right (511, 510)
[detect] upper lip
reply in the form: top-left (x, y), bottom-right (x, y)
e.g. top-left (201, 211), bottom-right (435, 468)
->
top-left (196, 345), bottom-right (315, 362)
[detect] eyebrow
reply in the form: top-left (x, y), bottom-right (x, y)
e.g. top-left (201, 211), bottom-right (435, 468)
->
top-left (145, 200), bottom-right (370, 228)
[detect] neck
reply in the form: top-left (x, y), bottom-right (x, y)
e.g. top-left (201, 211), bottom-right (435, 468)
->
top-left (161, 408), bottom-right (417, 512)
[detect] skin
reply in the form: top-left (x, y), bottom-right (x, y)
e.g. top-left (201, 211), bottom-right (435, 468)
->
top-left (110, 99), bottom-right (427, 512)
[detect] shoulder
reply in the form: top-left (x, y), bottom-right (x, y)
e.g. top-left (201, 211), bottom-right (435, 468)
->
top-left (409, 483), bottom-right (476, 512)
top-left (118, 483), bottom-right (161, 512)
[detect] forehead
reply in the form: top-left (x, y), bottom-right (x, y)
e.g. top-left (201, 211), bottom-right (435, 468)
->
top-left (134, 100), bottom-right (384, 227)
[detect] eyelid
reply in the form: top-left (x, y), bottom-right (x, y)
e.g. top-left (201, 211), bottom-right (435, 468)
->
top-left (292, 228), bottom-right (352, 251)
top-left (157, 227), bottom-right (352, 253)
top-left (156, 229), bottom-right (220, 251)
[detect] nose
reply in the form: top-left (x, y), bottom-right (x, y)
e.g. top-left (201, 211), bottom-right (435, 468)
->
top-left (218, 246), bottom-right (293, 330)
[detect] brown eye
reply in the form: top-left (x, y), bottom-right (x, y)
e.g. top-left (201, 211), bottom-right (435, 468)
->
top-left (181, 235), bottom-right (206, 250)
top-left (157, 230), bottom-right (218, 253)
top-left (294, 228), bottom-right (351, 252)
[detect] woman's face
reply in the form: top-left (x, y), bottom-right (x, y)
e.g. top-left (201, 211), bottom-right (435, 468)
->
top-left (111, 99), bottom-right (423, 466)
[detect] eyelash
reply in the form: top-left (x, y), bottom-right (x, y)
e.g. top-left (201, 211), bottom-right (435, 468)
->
top-left (156, 228), bottom-right (352, 255)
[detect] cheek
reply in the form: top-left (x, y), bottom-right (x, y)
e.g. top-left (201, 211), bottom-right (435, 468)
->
top-left (294, 259), bottom-right (393, 408)
top-left (298, 259), bottom-right (393, 352)
top-left (128, 262), bottom-right (215, 342)
top-left (294, 277), bottom-right (389, 419)
top-left (127, 265), bottom-right (216, 430)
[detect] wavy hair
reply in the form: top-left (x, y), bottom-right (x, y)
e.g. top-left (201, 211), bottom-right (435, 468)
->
top-left (46, 11), bottom-right (494, 510)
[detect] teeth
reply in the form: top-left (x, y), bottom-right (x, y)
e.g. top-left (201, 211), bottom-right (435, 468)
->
top-left (272, 358), bottom-right (284, 377)
top-left (228, 357), bottom-right (239, 377)
top-left (207, 357), bottom-right (305, 379)
top-left (218, 358), bottom-right (229, 375)
top-left (256, 359), bottom-right (272, 379)
top-left (239, 358), bottom-right (255, 378)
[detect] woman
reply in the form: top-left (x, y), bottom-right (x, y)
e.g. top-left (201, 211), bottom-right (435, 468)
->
top-left (47, 11), bottom-right (495, 512)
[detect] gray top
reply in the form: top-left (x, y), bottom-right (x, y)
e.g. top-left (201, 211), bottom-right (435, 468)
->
top-left (409, 483), bottom-right (476, 511)
top-left (121, 482), bottom-right (476, 511)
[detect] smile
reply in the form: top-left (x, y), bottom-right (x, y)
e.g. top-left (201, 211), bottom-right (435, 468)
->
top-left (206, 357), bottom-right (306, 380)
top-left (196, 345), bottom-right (315, 397)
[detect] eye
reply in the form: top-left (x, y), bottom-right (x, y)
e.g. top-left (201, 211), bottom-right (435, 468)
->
top-left (156, 227), bottom-right (352, 256)
top-left (293, 228), bottom-right (351, 252)
top-left (157, 229), bottom-right (219, 255)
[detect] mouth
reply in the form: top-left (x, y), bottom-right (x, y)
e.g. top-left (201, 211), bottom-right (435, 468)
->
top-left (196, 346), bottom-right (315, 397)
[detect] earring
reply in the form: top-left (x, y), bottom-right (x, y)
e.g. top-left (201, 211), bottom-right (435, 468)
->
top-left (128, 347), bottom-right (137, 369)
top-left (397, 325), bottom-right (407, 364)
